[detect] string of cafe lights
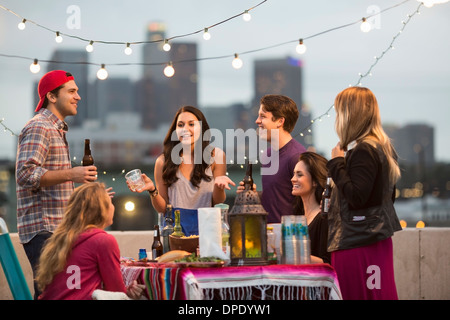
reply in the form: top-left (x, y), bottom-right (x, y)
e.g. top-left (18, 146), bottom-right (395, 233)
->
top-left (0, 1), bottom-right (444, 179)
top-left (1, 0), bottom-right (415, 78)
top-left (0, 0), bottom-right (267, 77)
top-left (293, 0), bottom-right (425, 141)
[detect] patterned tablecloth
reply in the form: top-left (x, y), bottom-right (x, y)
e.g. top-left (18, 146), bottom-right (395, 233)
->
top-left (121, 262), bottom-right (342, 300)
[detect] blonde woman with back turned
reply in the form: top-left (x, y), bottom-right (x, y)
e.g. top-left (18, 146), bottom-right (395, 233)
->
top-left (36, 182), bottom-right (144, 300)
top-left (326, 86), bottom-right (402, 300)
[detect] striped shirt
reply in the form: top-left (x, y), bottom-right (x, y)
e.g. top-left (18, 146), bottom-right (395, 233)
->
top-left (16, 109), bottom-right (74, 244)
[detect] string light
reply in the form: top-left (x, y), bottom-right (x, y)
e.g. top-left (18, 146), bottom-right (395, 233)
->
top-left (1, 1), bottom-right (268, 51)
top-left (232, 53), bottom-right (243, 69)
top-left (55, 31), bottom-right (63, 43)
top-left (18, 18), bottom-right (26, 30)
top-left (124, 43), bottom-right (132, 55)
top-left (0, 118), bottom-right (17, 137)
top-left (293, 1), bottom-right (424, 140)
top-left (243, 10), bottom-right (251, 22)
top-left (163, 61), bottom-right (175, 77)
top-left (419, 0), bottom-right (450, 8)
top-left (0, 0), bottom-right (420, 82)
top-left (29, 59), bottom-right (40, 73)
top-left (163, 39), bottom-right (171, 52)
top-left (86, 40), bottom-right (94, 53)
top-left (0, 117), bottom-right (131, 182)
top-left (0, 0), bottom-right (422, 84)
top-left (203, 27), bottom-right (211, 40)
top-left (360, 17), bottom-right (371, 32)
top-left (96, 64), bottom-right (108, 80)
top-left (0, 0), bottom-right (427, 149)
top-left (296, 39), bottom-right (307, 54)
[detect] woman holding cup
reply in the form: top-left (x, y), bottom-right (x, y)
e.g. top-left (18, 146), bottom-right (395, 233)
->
top-left (126, 106), bottom-right (235, 236)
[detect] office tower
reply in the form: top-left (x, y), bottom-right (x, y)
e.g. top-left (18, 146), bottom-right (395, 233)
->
top-left (166, 42), bottom-right (197, 121)
top-left (140, 22), bottom-right (198, 127)
top-left (142, 22), bottom-right (167, 82)
top-left (45, 49), bottom-right (89, 127)
top-left (93, 77), bottom-right (136, 127)
top-left (385, 124), bottom-right (435, 166)
top-left (253, 57), bottom-right (312, 148)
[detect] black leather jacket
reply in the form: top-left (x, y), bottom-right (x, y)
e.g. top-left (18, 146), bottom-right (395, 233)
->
top-left (326, 142), bottom-right (402, 252)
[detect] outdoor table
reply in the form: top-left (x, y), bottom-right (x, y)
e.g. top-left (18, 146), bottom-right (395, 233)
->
top-left (121, 261), bottom-right (342, 300)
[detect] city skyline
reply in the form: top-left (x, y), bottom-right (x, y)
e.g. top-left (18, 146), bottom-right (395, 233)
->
top-left (0, 1), bottom-right (449, 162)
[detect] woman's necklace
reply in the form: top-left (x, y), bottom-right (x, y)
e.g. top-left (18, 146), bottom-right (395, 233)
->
top-left (305, 205), bottom-right (321, 225)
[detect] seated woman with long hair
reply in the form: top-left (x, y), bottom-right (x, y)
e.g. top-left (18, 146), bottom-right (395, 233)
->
top-left (36, 182), bottom-right (144, 300)
top-left (291, 152), bottom-right (331, 264)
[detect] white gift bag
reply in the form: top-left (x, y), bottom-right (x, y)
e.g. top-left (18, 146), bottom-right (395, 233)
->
top-left (198, 207), bottom-right (227, 259)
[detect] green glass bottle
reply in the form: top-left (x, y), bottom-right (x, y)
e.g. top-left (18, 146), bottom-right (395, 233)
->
top-left (172, 209), bottom-right (185, 237)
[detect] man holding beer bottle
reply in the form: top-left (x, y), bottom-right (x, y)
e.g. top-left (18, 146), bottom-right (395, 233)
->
top-left (16, 70), bottom-right (97, 298)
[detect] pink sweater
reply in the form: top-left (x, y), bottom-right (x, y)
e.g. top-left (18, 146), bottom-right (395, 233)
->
top-left (39, 228), bottom-right (127, 300)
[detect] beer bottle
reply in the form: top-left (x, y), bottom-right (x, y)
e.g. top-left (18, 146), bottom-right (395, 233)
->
top-left (162, 204), bottom-right (174, 253)
top-left (152, 225), bottom-right (163, 259)
top-left (322, 175), bottom-right (332, 213)
top-left (243, 160), bottom-right (254, 191)
top-left (82, 139), bottom-right (94, 166)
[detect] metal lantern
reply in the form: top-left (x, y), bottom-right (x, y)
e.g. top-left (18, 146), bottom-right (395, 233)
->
top-left (229, 163), bottom-right (268, 266)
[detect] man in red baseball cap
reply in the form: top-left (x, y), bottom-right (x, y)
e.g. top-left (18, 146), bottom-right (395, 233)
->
top-left (34, 70), bottom-right (80, 119)
top-left (16, 70), bottom-right (98, 299)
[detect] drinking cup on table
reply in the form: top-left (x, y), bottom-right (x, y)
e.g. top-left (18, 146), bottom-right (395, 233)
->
top-left (125, 169), bottom-right (145, 191)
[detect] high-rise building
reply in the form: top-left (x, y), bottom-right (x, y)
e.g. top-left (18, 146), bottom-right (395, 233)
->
top-left (253, 56), bottom-right (312, 148)
top-left (140, 22), bottom-right (198, 127)
top-left (142, 22), bottom-right (167, 82)
top-left (45, 49), bottom-right (89, 127)
top-left (385, 123), bottom-right (435, 166)
top-left (93, 77), bottom-right (136, 127)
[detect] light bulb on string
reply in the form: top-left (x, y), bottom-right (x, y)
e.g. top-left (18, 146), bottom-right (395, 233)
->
top-left (163, 39), bottom-right (171, 52)
top-left (421, 0), bottom-right (450, 7)
top-left (203, 28), bottom-right (211, 40)
top-left (124, 43), bottom-right (132, 55)
top-left (360, 18), bottom-right (371, 32)
top-left (97, 64), bottom-right (108, 80)
top-left (232, 53), bottom-right (243, 69)
top-left (29, 59), bottom-right (40, 74)
top-left (296, 39), bottom-right (306, 54)
top-left (421, 0), bottom-right (435, 7)
top-left (55, 31), bottom-right (63, 43)
top-left (86, 40), bottom-right (94, 53)
top-left (164, 62), bottom-right (175, 78)
top-left (243, 10), bottom-right (251, 21)
top-left (18, 19), bottom-right (26, 30)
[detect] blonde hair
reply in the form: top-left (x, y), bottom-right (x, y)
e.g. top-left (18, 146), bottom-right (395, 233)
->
top-left (334, 87), bottom-right (400, 183)
top-left (35, 182), bottom-right (111, 292)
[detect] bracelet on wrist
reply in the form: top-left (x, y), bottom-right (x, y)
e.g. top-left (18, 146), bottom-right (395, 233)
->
top-left (148, 187), bottom-right (158, 198)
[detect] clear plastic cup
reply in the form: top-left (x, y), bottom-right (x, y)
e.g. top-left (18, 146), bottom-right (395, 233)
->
top-left (125, 169), bottom-right (145, 191)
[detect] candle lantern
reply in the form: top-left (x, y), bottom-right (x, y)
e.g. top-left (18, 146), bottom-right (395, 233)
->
top-left (229, 163), bottom-right (268, 266)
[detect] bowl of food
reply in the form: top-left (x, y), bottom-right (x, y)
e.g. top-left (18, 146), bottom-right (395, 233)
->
top-left (169, 234), bottom-right (199, 253)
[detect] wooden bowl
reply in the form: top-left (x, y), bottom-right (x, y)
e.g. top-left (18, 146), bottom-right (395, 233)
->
top-left (169, 234), bottom-right (199, 253)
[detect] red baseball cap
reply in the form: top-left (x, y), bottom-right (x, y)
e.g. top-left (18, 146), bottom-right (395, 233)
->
top-left (35, 70), bottom-right (75, 112)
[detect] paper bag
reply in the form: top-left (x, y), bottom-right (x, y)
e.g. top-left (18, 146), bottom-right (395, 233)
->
top-left (198, 207), bottom-right (227, 259)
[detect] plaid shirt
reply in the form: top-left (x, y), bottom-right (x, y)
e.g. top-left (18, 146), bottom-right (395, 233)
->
top-left (16, 109), bottom-right (74, 243)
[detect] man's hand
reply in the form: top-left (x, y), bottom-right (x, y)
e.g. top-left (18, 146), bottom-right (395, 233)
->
top-left (71, 165), bottom-right (98, 183)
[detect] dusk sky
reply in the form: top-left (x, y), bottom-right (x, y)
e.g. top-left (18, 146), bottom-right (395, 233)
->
top-left (1, 0), bottom-right (449, 162)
